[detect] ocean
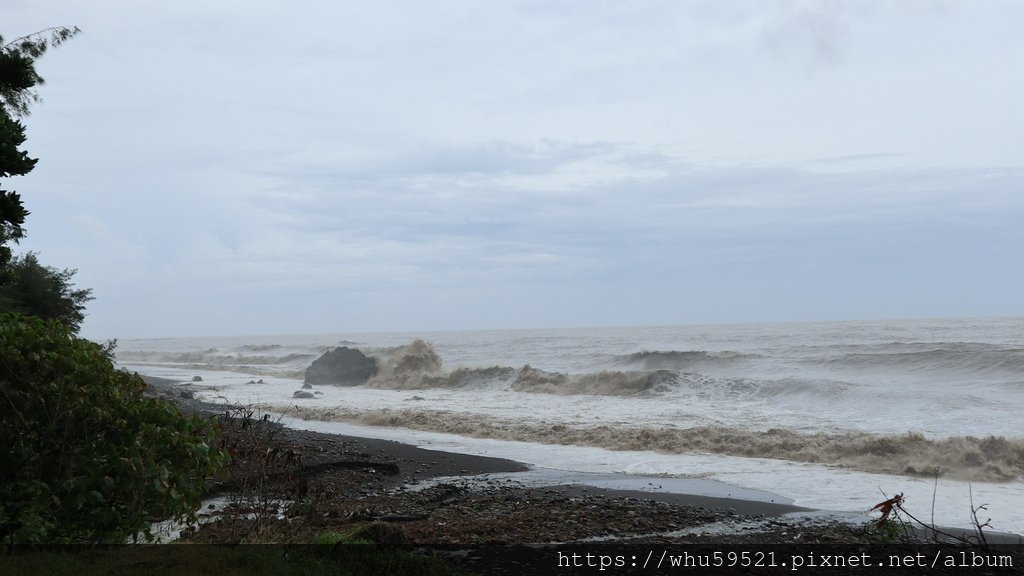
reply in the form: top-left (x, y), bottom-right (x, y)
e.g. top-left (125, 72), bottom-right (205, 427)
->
top-left (114, 316), bottom-right (1024, 534)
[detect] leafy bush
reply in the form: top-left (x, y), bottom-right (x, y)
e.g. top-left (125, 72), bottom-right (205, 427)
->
top-left (0, 252), bottom-right (92, 333)
top-left (0, 313), bottom-right (225, 544)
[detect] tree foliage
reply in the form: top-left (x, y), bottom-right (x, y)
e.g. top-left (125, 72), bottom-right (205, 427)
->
top-left (0, 27), bottom-right (79, 267)
top-left (0, 27), bottom-right (88, 332)
top-left (0, 28), bottom-right (228, 547)
top-left (0, 314), bottom-right (226, 544)
top-left (0, 252), bottom-right (93, 333)
top-left (1, 27), bottom-right (81, 117)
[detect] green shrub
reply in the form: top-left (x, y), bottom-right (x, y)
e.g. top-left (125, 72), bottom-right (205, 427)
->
top-left (0, 252), bottom-right (93, 333)
top-left (0, 313), bottom-right (225, 544)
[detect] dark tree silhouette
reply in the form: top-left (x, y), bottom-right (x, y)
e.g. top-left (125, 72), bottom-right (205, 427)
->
top-left (0, 27), bottom-right (79, 267)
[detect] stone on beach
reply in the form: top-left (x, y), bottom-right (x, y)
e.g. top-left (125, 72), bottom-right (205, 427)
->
top-left (293, 390), bottom-right (316, 399)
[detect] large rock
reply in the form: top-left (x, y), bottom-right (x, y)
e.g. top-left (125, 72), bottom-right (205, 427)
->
top-left (304, 346), bottom-right (378, 385)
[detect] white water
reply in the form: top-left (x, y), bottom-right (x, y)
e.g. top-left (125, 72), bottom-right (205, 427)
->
top-left (115, 317), bottom-right (1024, 534)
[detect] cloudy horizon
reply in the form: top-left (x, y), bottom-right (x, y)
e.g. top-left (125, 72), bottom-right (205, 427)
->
top-left (5, 1), bottom-right (1023, 339)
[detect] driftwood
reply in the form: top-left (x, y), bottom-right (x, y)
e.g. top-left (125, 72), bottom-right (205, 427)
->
top-left (347, 509), bottom-right (429, 522)
top-left (372, 514), bottom-right (430, 522)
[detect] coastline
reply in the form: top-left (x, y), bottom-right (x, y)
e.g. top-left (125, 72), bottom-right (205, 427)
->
top-left (115, 320), bottom-right (1024, 538)
top-left (138, 371), bottom-right (1024, 572)
top-left (142, 374), bottom-right (807, 519)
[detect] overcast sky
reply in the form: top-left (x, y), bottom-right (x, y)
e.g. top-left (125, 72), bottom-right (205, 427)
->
top-left (5, 1), bottom-right (1023, 338)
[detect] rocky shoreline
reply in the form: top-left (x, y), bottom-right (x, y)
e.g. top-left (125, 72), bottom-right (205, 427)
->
top-left (141, 375), bottom-right (1020, 574)
top-left (143, 375), bottom-right (858, 538)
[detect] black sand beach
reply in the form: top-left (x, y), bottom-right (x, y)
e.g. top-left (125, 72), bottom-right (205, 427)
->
top-left (143, 375), bottom-right (856, 529)
top-left (139, 374), bottom-right (1023, 574)
top-left (144, 375), bottom-right (806, 514)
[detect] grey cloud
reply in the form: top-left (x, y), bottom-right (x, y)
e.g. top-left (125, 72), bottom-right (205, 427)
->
top-left (6, 1), bottom-right (1023, 336)
top-left (223, 143), bottom-right (1024, 288)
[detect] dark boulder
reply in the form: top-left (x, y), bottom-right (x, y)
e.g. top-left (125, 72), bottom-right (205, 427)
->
top-left (293, 390), bottom-right (315, 399)
top-left (304, 346), bottom-right (378, 385)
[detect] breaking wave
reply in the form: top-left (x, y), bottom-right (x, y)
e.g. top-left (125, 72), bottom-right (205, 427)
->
top-left (512, 365), bottom-right (676, 396)
top-left (350, 340), bottom-right (683, 395)
top-left (618, 350), bottom-right (762, 371)
top-left (307, 340), bottom-right (858, 398)
top-left (237, 344), bottom-right (284, 352)
top-left (369, 365), bottom-right (516, 390)
top-left (116, 341), bottom-right (352, 369)
top-left (364, 340), bottom-right (445, 389)
top-left (117, 349), bottom-right (315, 366)
top-left (287, 406), bottom-right (1024, 482)
top-left (756, 377), bottom-right (855, 398)
top-left (123, 338), bottom-right (865, 400)
top-left (671, 374), bottom-right (855, 400)
top-left (810, 343), bottom-right (1024, 375)
top-left (332, 340), bottom-right (679, 395)
top-left (116, 349), bottom-right (315, 378)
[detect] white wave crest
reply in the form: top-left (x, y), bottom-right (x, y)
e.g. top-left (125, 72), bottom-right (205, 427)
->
top-left (288, 406), bottom-right (1024, 483)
